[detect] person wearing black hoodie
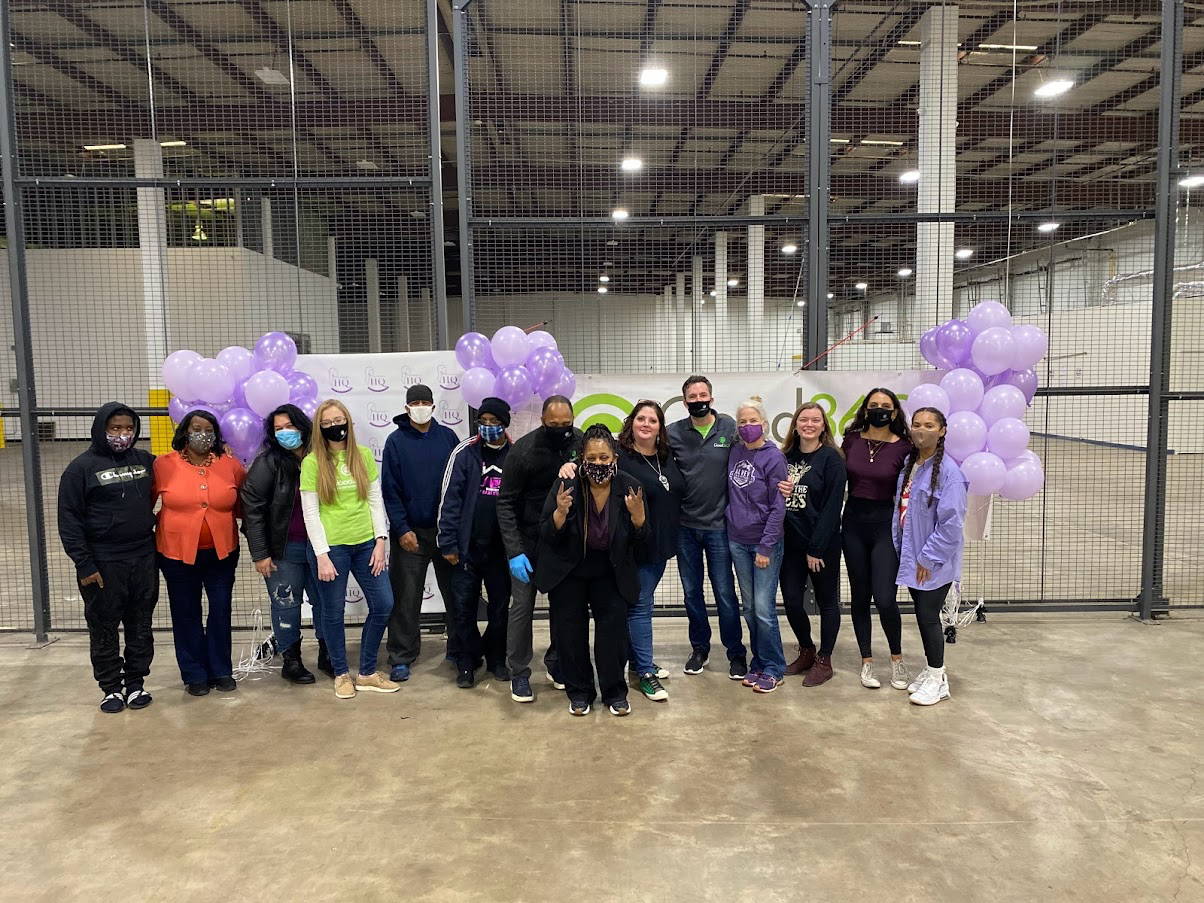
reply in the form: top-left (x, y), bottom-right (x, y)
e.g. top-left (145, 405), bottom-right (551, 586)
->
top-left (57, 402), bottom-right (159, 713)
top-left (380, 383), bottom-right (460, 682)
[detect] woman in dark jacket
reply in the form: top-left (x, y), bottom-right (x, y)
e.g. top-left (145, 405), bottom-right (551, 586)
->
top-left (536, 424), bottom-right (647, 717)
top-left (240, 403), bottom-right (324, 684)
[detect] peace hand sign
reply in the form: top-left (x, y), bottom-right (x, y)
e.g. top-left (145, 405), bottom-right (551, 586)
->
top-left (555, 481), bottom-right (575, 516)
top-left (625, 485), bottom-right (646, 526)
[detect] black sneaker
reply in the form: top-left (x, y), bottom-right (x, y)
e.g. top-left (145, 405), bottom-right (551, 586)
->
top-left (186, 682), bottom-right (210, 696)
top-left (569, 697), bottom-right (591, 716)
top-left (728, 657), bottom-right (748, 680)
top-left (608, 699), bottom-right (631, 716)
top-left (490, 663), bottom-right (510, 682)
top-left (683, 649), bottom-right (709, 675)
top-left (125, 688), bottom-right (153, 710)
top-left (456, 668), bottom-right (476, 689)
top-left (99, 692), bottom-right (125, 713)
top-left (211, 676), bottom-right (237, 692)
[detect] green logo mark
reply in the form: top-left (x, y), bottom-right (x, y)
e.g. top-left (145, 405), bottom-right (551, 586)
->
top-left (574, 392), bottom-right (634, 434)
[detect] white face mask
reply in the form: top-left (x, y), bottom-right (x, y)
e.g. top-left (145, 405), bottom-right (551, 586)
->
top-left (408, 404), bottom-right (435, 425)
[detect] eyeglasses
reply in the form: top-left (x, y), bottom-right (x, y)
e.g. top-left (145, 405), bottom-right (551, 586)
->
top-left (320, 418), bottom-right (347, 428)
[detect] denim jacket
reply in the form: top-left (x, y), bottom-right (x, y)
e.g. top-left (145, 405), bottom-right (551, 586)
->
top-left (892, 454), bottom-right (968, 591)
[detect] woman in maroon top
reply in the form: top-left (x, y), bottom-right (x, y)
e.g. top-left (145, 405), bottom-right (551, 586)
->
top-left (841, 388), bottom-right (913, 692)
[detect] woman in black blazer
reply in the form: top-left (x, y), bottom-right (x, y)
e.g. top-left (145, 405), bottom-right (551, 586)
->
top-left (536, 424), bottom-right (647, 717)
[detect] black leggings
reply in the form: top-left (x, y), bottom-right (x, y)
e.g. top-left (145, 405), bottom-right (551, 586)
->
top-left (842, 500), bottom-right (901, 658)
top-left (780, 536), bottom-right (841, 656)
top-left (909, 583), bottom-right (950, 668)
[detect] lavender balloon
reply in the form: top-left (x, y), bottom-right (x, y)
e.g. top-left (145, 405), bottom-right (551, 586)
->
top-left (965, 300), bottom-right (1013, 334)
top-left (217, 346), bottom-right (255, 384)
top-left (187, 358), bottom-right (236, 405)
top-left (460, 366), bottom-right (495, 408)
top-left (494, 365), bottom-right (533, 409)
top-left (286, 370), bottom-right (319, 403)
top-left (525, 346), bottom-right (564, 390)
top-left (935, 320), bottom-right (974, 367)
top-left (919, 329), bottom-right (946, 369)
top-left (978, 384), bottom-right (1027, 426)
top-left (970, 327), bottom-right (1016, 376)
top-left (1000, 458), bottom-right (1044, 501)
top-left (1009, 367), bottom-right (1038, 403)
top-left (960, 451), bottom-right (1008, 495)
top-left (491, 326), bottom-right (531, 368)
top-left (939, 368), bottom-right (985, 413)
top-left (253, 331), bottom-right (297, 373)
top-left (527, 330), bottom-right (558, 351)
top-left (904, 383), bottom-right (951, 419)
top-left (162, 350), bottom-right (202, 397)
top-left (298, 397), bottom-right (319, 420)
top-left (220, 407), bottom-right (260, 456)
top-left (186, 404), bottom-right (223, 423)
top-left (168, 396), bottom-right (193, 423)
top-left (455, 332), bottom-right (495, 371)
top-left (549, 368), bottom-right (576, 399)
top-left (1009, 448), bottom-right (1042, 468)
top-left (244, 369), bottom-right (291, 418)
top-left (986, 417), bottom-right (1030, 461)
top-left (945, 411), bottom-right (988, 462)
top-left (1010, 324), bottom-right (1048, 370)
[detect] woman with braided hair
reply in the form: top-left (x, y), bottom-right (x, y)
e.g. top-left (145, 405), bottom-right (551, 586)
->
top-left (536, 423), bottom-right (648, 717)
top-left (893, 406), bottom-right (968, 707)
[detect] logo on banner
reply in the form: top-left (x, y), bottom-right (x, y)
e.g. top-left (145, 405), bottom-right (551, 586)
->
top-left (364, 367), bottom-right (389, 393)
top-left (439, 408), bottom-right (464, 427)
top-left (395, 367), bottom-right (420, 390)
top-left (438, 365), bottom-right (460, 390)
top-left (345, 580), bottom-right (365, 603)
top-left (573, 393), bottom-right (634, 434)
top-left (328, 368), bottom-right (352, 394)
top-left (365, 436), bottom-right (384, 463)
top-left (423, 583), bottom-right (434, 601)
top-left (367, 403), bottom-right (392, 428)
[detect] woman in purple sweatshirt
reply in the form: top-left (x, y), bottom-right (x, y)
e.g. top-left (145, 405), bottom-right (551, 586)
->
top-left (893, 407), bottom-right (967, 707)
top-left (726, 397), bottom-right (789, 693)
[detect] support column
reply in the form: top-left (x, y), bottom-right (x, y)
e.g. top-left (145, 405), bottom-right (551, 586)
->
top-left (806, 1), bottom-right (832, 368)
top-left (327, 236), bottom-right (338, 353)
top-left (261, 196), bottom-right (274, 260)
top-left (747, 194), bottom-right (766, 370)
top-left (692, 253), bottom-right (704, 371)
top-left (662, 286), bottom-right (674, 372)
top-left (366, 258), bottom-right (382, 353)
top-left (426, 0), bottom-right (450, 347)
top-left (133, 139), bottom-right (172, 456)
top-left (714, 231), bottom-right (729, 371)
top-left (420, 287), bottom-right (433, 349)
top-left (452, 0), bottom-right (475, 331)
top-left (396, 273), bottom-right (411, 352)
top-left (915, 4), bottom-right (958, 336)
top-left (675, 272), bottom-right (687, 371)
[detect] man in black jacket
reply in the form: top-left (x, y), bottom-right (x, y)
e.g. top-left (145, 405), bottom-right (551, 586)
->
top-left (57, 402), bottom-right (159, 713)
top-left (495, 395), bottom-right (582, 703)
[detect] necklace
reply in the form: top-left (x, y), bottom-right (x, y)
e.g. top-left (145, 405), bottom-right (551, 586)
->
top-left (642, 452), bottom-right (670, 492)
top-left (181, 449), bottom-right (215, 470)
top-left (865, 438), bottom-right (888, 464)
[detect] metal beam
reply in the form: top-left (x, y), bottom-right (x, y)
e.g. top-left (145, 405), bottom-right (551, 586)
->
top-left (453, 0), bottom-right (475, 330)
top-left (427, 0), bottom-right (449, 348)
top-left (806, 0), bottom-right (832, 370)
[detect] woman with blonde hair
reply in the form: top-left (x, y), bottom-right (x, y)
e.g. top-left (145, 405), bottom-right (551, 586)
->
top-left (301, 399), bottom-right (398, 699)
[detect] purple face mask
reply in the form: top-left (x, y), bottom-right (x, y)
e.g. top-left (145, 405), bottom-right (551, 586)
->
top-left (738, 423), bottom-right (764, 443)
top-left (106, 432), bottom-right (135, 452)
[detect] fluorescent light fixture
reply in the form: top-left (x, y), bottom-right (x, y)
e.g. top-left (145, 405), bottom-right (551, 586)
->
top-left (639, 67), bottom-right (668, 87)
top-left (83, 143), bottom-right (126, 151)
top-left (897, 268), bottom-right (913, 278)
top-left (255, 67), bottom-right (290, 86)
top-left (861, 139), bottom-right (904, 147)
top-left (598, 275), bottom-right (610, 283)
top-left (727, 278), bottom-right (739, 287)
top-left (955, 248), bottom-right (975, 260)
top-left (796, 300), bottom-right (805, 307)
top-left (597, 286), bottom-right (608, 294)
top-left (855, 282), bottom-right (868, 291)
top-left (830, 138), bottom-right (851, 144)
top-left (897, 40), bottom-right (922, 47)
top-left (978, 43), bottom-right (1038, 51)
top-left (781, 243), bottom-right (798, 255)
top-left (1037, 221), bottom-right (1060, 233)
top-left (827, 292), bottom-right (834, 299)
top-left (611, 208), bottom-right (630, 221)
top-left (1034, 79), bottom-right (1074, 99)
top-left (606, 239), bottom-right (619, 246)
top-left (709, 290), bottom-right (717, 298)
top-left (159, 140), bottom-right (186, 148)
top-left (1178, 174), bottom-right (1204, 189)
top-left (356, 159), bottom-right (379, 170)
top-left (620, 157), bottom-right (643, 172)
top-left (898, 169), bottom-right (920, 184)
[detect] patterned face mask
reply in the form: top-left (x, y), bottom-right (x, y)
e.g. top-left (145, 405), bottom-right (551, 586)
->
top-left (581, 460), bottom-right (617, 485)
top-left (478, 424), bottom-right (505, 443)
top-left (188, 431), bottom-right (215, 453)
top-left (106, 432), bottom-right (135, 452)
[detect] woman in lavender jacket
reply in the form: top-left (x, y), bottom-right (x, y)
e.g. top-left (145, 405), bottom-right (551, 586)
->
top-left (893, 406), bottom-right (968, 707)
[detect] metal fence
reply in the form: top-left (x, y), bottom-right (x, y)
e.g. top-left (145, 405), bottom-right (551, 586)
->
top-left (0, 0), bottom-right (1199, 640)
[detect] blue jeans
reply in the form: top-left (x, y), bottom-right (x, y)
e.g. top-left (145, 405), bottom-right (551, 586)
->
top-left (263, 540), bottom-right (323, 650)
top-left (677, 526), bottom-right (745, 661)
top-left (628, 559), bottom-right (667, 675)
top-left (729, 540), bottom-right (786, 680)
top-left (308, 540), bottom-right (394, 676)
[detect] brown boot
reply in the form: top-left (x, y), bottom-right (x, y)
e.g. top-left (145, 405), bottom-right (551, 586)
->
top-left (785, 645), bottom-right (817, 676)
top-left (802, 653), bottom-right (833, 687)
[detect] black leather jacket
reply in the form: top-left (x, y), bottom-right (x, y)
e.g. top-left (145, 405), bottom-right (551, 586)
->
top-left (239, 450), bottom-right (303, 562)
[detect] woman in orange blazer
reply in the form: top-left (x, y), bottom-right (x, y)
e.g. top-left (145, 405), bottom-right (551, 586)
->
top-left (154, 410), bottom-right (246, 696)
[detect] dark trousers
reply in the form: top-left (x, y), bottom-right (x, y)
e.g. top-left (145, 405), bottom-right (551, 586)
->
top-left (780, 537), bottom-right (842, 657)
top-left (82, 553), bottom-right (159, 694)
top-left (451, 548), bottom-right (511, 671)
top-left (909, 583), bottom-right (951, 668)
top-left (159, 549), bottom-right (239, 685)
top-left (387, 526), bottom-right (457, 666)
top-left (842, 502), bottom-right (902, 658)
top-left (548, 562), bottom-right (628, 707)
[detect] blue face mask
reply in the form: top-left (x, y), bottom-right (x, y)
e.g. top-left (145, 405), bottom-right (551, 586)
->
top-left (478, 424), bottom-right (505, 443)
top-left (275, 428), bottom-right (303, 450)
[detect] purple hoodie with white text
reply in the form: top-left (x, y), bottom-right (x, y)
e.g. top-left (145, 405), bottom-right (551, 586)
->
top-left (725, 441), bottom-right (788, 556)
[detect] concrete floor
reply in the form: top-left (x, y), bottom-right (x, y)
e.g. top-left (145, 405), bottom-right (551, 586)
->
top-left (0, 615), bottom-right (1200, 902)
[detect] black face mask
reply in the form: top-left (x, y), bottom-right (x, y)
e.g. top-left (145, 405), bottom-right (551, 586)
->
top-left (321, 423), bottom-right (349, 443)
top-left (687, 400), bottom-right (712, 419)
top-left (543, 424), bottom-right (573, 448)
top-left (866, 408), bottom-right (894, 429)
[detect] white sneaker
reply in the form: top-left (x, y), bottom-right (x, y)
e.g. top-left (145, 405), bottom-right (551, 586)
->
top-left (909, 670), bottom-right (950, 706)
top-left (890, 659), bottom-right (910, 691)
top-left (547, 671), bottom-right (566, 690)
top-left (907, 666), bottom-right (932, 694)
top-left (860, 662), bottom-right (881, 689)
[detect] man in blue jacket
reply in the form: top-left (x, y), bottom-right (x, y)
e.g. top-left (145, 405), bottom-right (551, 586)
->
top-left (381, 384), bottom-right (461, 681)
top-left (437, 397), bottom-right (512, 689)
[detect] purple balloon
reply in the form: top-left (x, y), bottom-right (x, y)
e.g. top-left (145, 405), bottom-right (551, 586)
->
top-left (298, 397), bottom-right (319, 420)
top-left (970, 326), bottom-right (1016, 376)
top-left (491, 326), bottom-right (531, 368)
top-left (217, 346), bottom-right (255, 383)
top-left (253, 331), bottom-right (297, 373)
top-left (220, 407), bottom-right (260, 456)
top-left (1000, 458), bottom-right (1044, 501)
top-left (1010, 324), bottom-right (1048, 370)
top-left (527, 330), bottom-right (558, 351)
top-left (525, 346), bottom-right (565, 390)
top-left (493, 365), bottom-right (533, 409)
top-left (161, 349), bottom-right (202, 397)
top-left (186, 358), bottom-right (236, 405)
top-left (168, 396), bottom-right (192, 423)
top-left (978, 384), bottom-right (1027, 426)
top-left (986, 417), bottom-right (1030, 461)
top-left (185, 404), bottom-right (223, 423)
top-left (286, 370), bottom-right (319, 404)
top-left (455, 332), bottom-right (495, 371)
top-left (1009, 448), bottom-right (1041, 468)
top-left (547, 368), bottom-right (576, 399)
top-left (935, 320), bottom-right (974, 367)
top-left (939, 368), bottom-right (985, 413)
top-left (1008, 367), bottom-right (1038, 403)
top-left (460, 366), bottom-right (495, 409)
top-left (244, 369), bottom-right (291, 418)
top-left (965, 300), bottom-right (1013, 335)
top-left (919, 328), bottom-right (953, 370)
top-left (961, 451), bottom-right (1008, 495)
top-left (945, 411), bottom-right (988, 462)
top-left (904, 383), bottom-right (951, 419)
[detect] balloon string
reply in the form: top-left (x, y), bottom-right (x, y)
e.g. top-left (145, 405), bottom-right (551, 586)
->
top-left (795, 316), bottom-right (879, 372)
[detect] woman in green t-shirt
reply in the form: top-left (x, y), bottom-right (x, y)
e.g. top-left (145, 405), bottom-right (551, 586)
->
top-left (301, 399), bottom-right (399, 700)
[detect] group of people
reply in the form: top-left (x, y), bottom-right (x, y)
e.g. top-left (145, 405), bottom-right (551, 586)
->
top-left (57, 373), bottom-right (968, 717)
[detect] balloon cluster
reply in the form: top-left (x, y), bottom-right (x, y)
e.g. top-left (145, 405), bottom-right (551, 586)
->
top-left (455, 327), bottom-right (574, 410)
top-left (160, 332), bottom-right (318, 465)
top-left (905, 301), bottom-right (1048, 501)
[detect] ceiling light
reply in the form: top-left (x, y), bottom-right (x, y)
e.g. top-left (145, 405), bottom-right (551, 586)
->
top-left (1179, 174), bottom-right (1204, 189)
top-left (159, 140), bottom-right (186, 148)
top-left (639, 67), bottom-right (668, 88)
top-left (606, 239), bottom-right (618, 246)
top-left (1037, 221), bottom-right (1060, 233)
top-left (796, 300), bottom-right (805, 307)
top-left (897, 40), bottom-right (922, 47)
top-left (356, 159), bottom-right (379, 171)
top-left (830, 138), bottom-right (850, 144)
top-left (82, 143), bottom-right (126, 151)
top-left (727, 278), bottom-right (739, 287)
top-left (255, 67), bottom-right (290, 86)
top-left (611, 208), bottom-right (629, 221)
top-left (620, 157), bottom-right (643, 172)
top-left (897, 268), bottom-right (913, 278)
top-left (1034, 79), bottom-right (1074, 99)
top-left (861, 139), bottom-right (904, 147)
top-left (978, 43), bottom-right (1038, 52)
top-left (898, 169), bottom-right (920, 184)
top-left (827, 292), bottom-right (834, 299)
top-left (955, 248), bottom-right (975, 260)
top-left (597, 286), bottom-right (608, 294)
top-left (855, 282), bottom-right (868, 291)
top-left (709, 290), bottom-right (717, 297)
top-left (409, 210), bottom-right (426, 219)
top-left (781, 243), bottom-right (798, 255)
top-left (598, 275), bottom-right (610, 283)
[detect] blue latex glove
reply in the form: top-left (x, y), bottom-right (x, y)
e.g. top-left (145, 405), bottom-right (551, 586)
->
top-left (509, 553), bottom-right (533, 584)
